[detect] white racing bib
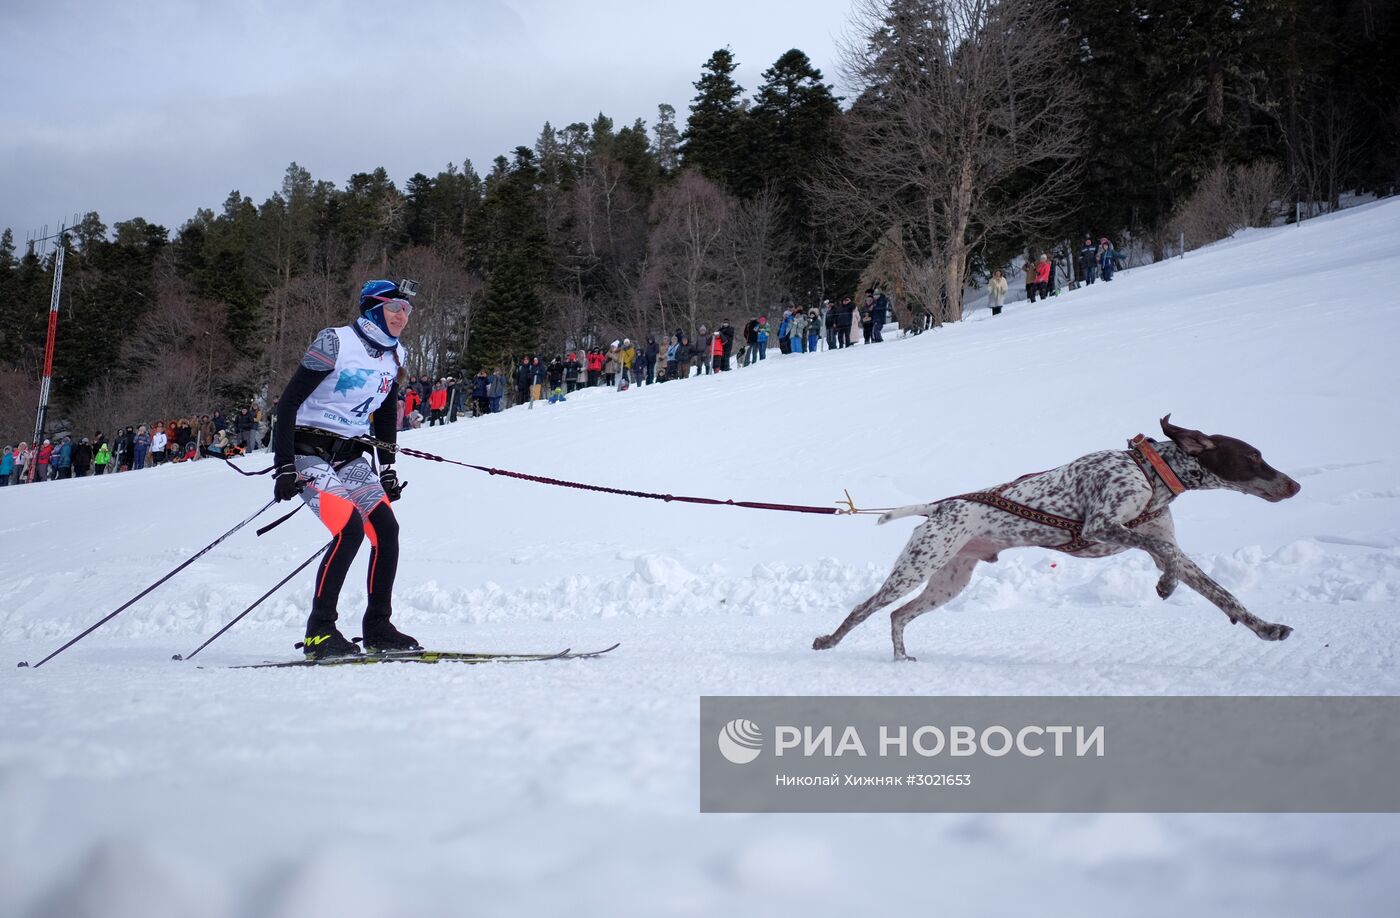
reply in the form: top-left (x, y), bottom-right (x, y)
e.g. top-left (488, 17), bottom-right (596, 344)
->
top-left (295, 326), bottom-right (403, 437)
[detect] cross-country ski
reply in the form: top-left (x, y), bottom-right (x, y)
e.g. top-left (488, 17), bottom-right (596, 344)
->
top-left (229, 643), bottom-right (621, 669)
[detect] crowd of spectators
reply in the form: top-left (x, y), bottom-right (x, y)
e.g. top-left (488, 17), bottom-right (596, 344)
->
top-left (405, 286), bottom-right (900, 425)
top-left (6, 273), bottom-right (1087, 486)
top-left (1016, 237), bottom-right (1123, 307)
top-left (1, 405), bottom-right (267, 486)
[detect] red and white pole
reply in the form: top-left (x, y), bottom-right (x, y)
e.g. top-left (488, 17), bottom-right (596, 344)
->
top-left (33, 232), bottom-right (66, 444)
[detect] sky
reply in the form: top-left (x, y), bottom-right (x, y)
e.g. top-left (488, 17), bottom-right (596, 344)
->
top-left (1, 0), bottom-right (858, 244)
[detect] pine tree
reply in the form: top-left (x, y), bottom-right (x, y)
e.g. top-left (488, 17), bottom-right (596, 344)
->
top-left (0, 229), bottom-right (23, 358)
top-left (653, 104), bottom-right (682, 174)
top-left (750, 48), bottom-right (842, 297)
top-left (1244, 0), bottom-right (1400, 208)
top-left (680, 49), bottom-right (752, 191)
top-left (470, 148), bottom-right (548, 371)
top-left (191, 191), bottom-right (261, 357)
top-left (1058, 0), bottom-right (1272, 249)
top-left (751, 50), bottom-right (840, 189)
top-left (50, 215), bottom-right (166, 406)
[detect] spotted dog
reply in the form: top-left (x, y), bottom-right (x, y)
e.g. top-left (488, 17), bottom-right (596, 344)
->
top-left (813, 416), bottom-right (1301, 661)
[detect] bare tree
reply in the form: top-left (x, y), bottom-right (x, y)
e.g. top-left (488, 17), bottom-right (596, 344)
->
top-left (1171, 160), bottom-right (1283, 250)
top-left (724, 185), bottom-right (791, 316)
top-left (640, 170), bottom-right (734, 335)
top-left (390, 241), bottom-right (481, 376)
top-left (815, 0), bottom-right (1083, 322)
top-left (573, 148), bottom-right (651, 337)
top-left (264, 269), bottom-right (349, 386)
top-left (858, 225), bottom-right (916, 325)
top-left (69, 273), bottom-right (252, 436)
top-left (0, 364), bottom-right (41, 445)
top-left (1281, 94), bottom-right (1359, 218)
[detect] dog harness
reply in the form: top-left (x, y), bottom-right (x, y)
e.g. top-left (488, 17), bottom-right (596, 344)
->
top-left (953, 437), bottom-right (1179, 555)
top-left (1126, 434), bottom-right (1186, 495)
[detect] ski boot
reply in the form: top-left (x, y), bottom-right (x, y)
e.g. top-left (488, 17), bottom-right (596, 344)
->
top-left (301, 626), bottom-right (362, 660)
top-left (360, 617), bottom-right (421, 654)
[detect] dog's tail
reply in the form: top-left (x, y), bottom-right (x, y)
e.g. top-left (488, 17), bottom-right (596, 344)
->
top-left (876, 503), bottom-right (938, 525)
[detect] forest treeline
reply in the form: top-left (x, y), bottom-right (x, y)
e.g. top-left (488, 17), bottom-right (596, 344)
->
top-left (1, 0), bottom-right (1395, 442)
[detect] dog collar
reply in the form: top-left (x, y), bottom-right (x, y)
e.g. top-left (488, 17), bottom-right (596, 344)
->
top-left (1128, 434), bottom-right (1186, 496)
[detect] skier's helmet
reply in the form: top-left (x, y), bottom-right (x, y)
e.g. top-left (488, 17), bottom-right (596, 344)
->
top-left (359, 279), bottom-right (404, 312)
top-left (358, 279), bottom-right (411, 341)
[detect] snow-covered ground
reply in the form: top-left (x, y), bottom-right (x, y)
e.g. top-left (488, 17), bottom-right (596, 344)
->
top-left (3, 199), bottom-right (1399, 918)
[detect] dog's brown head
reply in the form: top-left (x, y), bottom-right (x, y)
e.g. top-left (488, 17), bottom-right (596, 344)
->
top-left (1160, 415), bottom-right (1300, 502)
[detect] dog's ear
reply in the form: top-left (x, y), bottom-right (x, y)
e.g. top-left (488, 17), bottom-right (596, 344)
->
top-left (1160, 414), bottom-right (1215, 455)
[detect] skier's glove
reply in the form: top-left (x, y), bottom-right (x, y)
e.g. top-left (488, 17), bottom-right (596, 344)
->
top-left (273, 463), bottom-right (304, 502)
top-left (379, 467), bottom-right (406, 502)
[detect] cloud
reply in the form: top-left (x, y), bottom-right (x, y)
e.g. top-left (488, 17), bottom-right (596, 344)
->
top-left (0, 0), bottom-right (850, 235)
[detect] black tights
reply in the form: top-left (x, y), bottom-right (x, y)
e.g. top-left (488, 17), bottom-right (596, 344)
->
top-left (308, 501), bottom-right (400, 632)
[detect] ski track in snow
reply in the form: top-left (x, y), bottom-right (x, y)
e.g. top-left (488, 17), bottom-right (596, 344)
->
top-left (3, 199), bottom-right (1400, 917)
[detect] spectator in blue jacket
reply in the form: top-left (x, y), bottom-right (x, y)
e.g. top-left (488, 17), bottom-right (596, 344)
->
top-left (871, 287), bottom-right (889, 342)
top-left (472, 369), bottom-right (490, 417)
top-left (777, 310), bottom-right (793, 354)
top-left (488, 369), bottom-right (506, 412)
top-left (1098, 237), bottom-right (1119, 281)
top-left (235, 407), bottom-right (258, 453)
top-left (664, 335), bottom-right (680, 382)
top-left (1080, 237), bottom-right (1098, 285)
top-left (133, 426), bottom-right (150, 470)
top-left (50, 438), bottom-right (72, 480)
top-left (642, 335), bottom-right (659, 385)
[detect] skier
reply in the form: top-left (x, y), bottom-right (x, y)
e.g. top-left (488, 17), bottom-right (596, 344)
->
top-left (271, 279), bottom-right (418, 659)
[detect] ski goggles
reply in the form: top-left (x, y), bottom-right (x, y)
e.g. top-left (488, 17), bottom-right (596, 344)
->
top-left (366, 295), bottom-right (414, 317)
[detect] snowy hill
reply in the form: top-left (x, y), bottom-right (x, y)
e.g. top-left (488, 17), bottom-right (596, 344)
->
top-left (3, 199), bottom-right (1399, 917)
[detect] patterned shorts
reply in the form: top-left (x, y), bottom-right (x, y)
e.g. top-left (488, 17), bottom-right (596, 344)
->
top-left (294, 454), bottom-right (387, 534)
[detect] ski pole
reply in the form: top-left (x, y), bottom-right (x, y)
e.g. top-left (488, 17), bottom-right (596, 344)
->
top-left (18, 499), bottom-right (278, 669)
top-left (173, 540), bottom-right (331, 662)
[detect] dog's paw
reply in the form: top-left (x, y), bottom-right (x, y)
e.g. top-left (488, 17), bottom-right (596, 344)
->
top-left (893, 652), bottom-right (917, 662)
top-left (1257, 622), bottom-right (1293, 641)
top-left (1155, 575), bottom-right (1178, 600)
top-left (812, 635), bottom-right (834, 651)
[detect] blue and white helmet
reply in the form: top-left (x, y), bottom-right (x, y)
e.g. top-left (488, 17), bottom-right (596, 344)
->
top-left (356, 279), bottom-right (407, 346)
top-left (359, 279), bottom-right (404, 312)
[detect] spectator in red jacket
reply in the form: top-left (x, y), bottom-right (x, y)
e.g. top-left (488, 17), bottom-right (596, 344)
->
top-left (428, 379), bottom-right (448, 426)
top-left (35, 439), bottom-right (53, 482)
top-left (587, 349), bottom-right (606, 387)
top-left (1035, 254), bottom-right (1052, 301)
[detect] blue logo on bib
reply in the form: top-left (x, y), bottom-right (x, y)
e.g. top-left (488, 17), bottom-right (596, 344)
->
top-left (334, 368), bottom-right (376, 394)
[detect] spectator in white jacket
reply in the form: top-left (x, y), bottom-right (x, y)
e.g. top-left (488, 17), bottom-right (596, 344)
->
top-left (988, 269), bottom-right (1009, 316)
top-left (150, 426), bottom-right (169, 466)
